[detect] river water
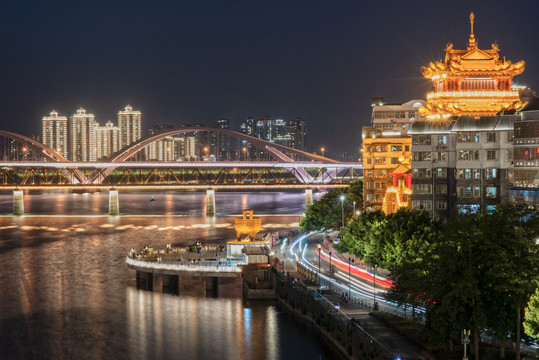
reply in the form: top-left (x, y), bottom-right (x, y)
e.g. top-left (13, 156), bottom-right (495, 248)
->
top-left (0, 190), bottom-right (334, 360)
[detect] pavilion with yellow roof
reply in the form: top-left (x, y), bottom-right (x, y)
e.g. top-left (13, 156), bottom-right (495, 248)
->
top-left (419, 12), bottom-right (526, 119)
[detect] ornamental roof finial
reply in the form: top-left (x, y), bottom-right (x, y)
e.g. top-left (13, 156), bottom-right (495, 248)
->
top-left (468, 12), bottom-right (476, 48)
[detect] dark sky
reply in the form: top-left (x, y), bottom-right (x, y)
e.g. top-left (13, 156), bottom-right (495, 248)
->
top-left (1, 0), bottom-right (539, 155)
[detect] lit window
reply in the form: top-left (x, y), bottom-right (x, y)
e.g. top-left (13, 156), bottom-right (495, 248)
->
top-left (486, 187), bottom-right (497, 198)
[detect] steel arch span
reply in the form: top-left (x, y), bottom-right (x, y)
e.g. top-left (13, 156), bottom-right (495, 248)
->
top-left (0, 130), bottom-right (69, 162)
top-left (109, 127), bottom-right (340, 163)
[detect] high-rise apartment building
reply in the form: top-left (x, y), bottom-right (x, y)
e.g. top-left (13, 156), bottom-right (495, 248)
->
top-left (95, 121), bottom-right (120, 160)
top-left (287, 118), bottom-right (307, 151)
top-left (212, 119), bottom-right (230, 161)
top-left (118, 105), bottom-right (141, 149)
top-left (240, 116), bottom-right (307, 154)
top-left (240, 117), bottom-right (256, 136)
top-left (144, 135), bottom-right (196, 161)
top-left (70, 108), bottom-right (96, 162)
top-left (42, 110), bottom-right (68, 158)
top-left (255, 117), bottom-right (286, 142)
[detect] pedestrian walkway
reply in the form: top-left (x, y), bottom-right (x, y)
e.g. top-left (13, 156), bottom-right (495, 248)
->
top-left (320, 292), bottom-right (430, 359)
top-left (275, 246), bottom-right (431, 359)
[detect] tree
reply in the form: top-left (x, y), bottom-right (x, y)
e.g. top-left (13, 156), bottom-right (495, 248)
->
top-left (524, 285), bottom-right (539, 341)
top-left (299, 180), bottom-right (363, 233)
top-left (336, 204), bottom-right (539, 358)
top-left (490, 204), bottom-right (539, 360)
top-left (335, 210), bottom-right (385, 263)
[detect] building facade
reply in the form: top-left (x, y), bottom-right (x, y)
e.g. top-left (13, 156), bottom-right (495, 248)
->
top-left (212, 119), bottom-right (231, 161)
top-left (95, 121), bottom-right (120, 160)
top-left (118, 105), bottom-right (141, 149)
top-left (42, 110), bottom-right (68, 158)
top-left (362, 99), bottom-right (423, 213)
top-left (240, 116), bottom-right (307, 160)
top-left (409, 115), bottom-right (516, 217)
top-left (509, 99), bottom-right (539, 209)
top-left (70, 108), bottom-right (96, 162)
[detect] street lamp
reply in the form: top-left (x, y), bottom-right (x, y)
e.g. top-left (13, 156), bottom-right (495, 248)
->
top-left (353, 200), bottom-right (356, 216)
top-left (321, 147), bottom-right (325, 157)
top-left (242, 147), bottom-right (247, 161)
top-left (340, 194), bottom-right (346, 228)
top-left (317, 244), bottom-right (321, 286)
top-left (328, 251), bottom-right (332, 291)
top-left (348, 257), bottom-right (355, 297)
top-left (373, 264), bottom-right (378, 310)
top-left (462, 329), bottom-right (470, 360)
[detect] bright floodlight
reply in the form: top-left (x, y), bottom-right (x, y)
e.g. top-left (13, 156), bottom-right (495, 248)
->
top-left (340, 194), bottom-right (345, 201)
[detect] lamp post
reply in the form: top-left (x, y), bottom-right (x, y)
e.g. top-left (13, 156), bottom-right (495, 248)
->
top-left (348, 257), bottom-right (354, 297)
top-left (328, 251), bottom-right (332, 291)
top-left (373, 264), bottom-right (378, 310)
top-left (317, 244), bottom-right (321, 286)
top-left (353, 201), bottom-right (356, 216)
top-left (321, 147), bottom-right (325, 157)
top-left (242, 147), bottom-right (247, 161)
top-left (461, 329), bottom-right (470, 360)
top-left (340, 194), bottom-right (346, 228)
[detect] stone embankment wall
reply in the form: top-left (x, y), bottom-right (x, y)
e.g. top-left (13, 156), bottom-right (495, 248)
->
top-left (273, 269), bottom-right (398, 360)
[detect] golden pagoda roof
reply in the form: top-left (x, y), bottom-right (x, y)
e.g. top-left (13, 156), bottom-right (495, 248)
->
top-left (419, 13), bottom-right (526, 118)
top-left (421, 13), bottom-right (525, 79)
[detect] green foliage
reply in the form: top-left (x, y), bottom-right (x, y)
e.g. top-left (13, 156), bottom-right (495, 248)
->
top-left (337, 204), bottom-right (539, 355)
top-left (299, 179), bottom-right (363, 233)
top-left (525, 285), bottom-right (539, 340)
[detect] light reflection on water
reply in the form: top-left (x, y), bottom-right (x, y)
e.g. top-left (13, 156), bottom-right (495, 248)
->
top-left (0, 190), bottom-right (323, 216)
top-left (0, 191), bottom-right (332, 360)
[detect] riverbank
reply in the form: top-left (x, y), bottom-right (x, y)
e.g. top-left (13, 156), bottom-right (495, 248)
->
top-left (272, 268), bottom-right (427, 359)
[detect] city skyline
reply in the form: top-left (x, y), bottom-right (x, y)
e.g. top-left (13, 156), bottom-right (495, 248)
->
top-left (2, 1), bottom-right (539, 154)
top-left (39, 106), bottom-right (308, 161)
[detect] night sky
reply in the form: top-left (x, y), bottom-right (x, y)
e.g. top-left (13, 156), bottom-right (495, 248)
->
top-left (1, 0), bottom-right (539, 156)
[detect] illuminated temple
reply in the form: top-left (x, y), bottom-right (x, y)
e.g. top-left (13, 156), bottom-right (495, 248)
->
top-left (364, 13), bottom-right (535, 216)
top-left (407, 13), bottom-right (534, 217)
top-left (419, 12), bottom-right (526, 119)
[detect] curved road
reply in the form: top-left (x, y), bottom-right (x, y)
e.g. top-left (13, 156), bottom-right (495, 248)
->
top-left (280, 231), bottom-right (537, 356)
top-left (283, 230), bottom-right (424, 318)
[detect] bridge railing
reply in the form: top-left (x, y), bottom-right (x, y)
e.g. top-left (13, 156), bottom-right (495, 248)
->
top-left (0, 164), bottom-right (362, 188)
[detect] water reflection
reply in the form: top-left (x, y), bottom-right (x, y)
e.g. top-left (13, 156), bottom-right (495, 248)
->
top-left (0, 190), bottom-right (324, 216)
top-left (0, 192), bottom-right (331, 360)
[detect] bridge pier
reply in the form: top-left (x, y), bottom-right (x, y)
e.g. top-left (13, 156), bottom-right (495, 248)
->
top-left (109, 190), bottom-right (119, 215)
top-left (305, 188), bottom-right (313, 210)
top-left (206, 189), bottom-right (215, 215)
top-left (13, 190), bottom-right (24, 215)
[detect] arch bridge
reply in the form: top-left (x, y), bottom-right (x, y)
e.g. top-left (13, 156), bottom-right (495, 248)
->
top-left (0, 128), bottom-right (362, 215)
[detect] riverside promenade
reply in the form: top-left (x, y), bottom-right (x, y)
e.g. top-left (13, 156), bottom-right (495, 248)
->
top-left (274, 247), bottom-right (430, 360)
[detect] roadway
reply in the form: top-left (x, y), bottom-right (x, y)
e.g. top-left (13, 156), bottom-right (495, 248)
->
top-left (279, 231), bottom-right (538, 357)
top-left (282, 230), bottom-right (423, 319)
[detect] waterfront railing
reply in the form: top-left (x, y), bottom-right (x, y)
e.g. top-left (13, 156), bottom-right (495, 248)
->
top-left (126, 257), bottom-right (242, 272)
top-left (273, 268), bottom-right (405, 360)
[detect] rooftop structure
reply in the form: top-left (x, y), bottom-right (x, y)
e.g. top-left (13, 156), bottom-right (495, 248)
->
top-left (419, 13), bottom-right (526, 119)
